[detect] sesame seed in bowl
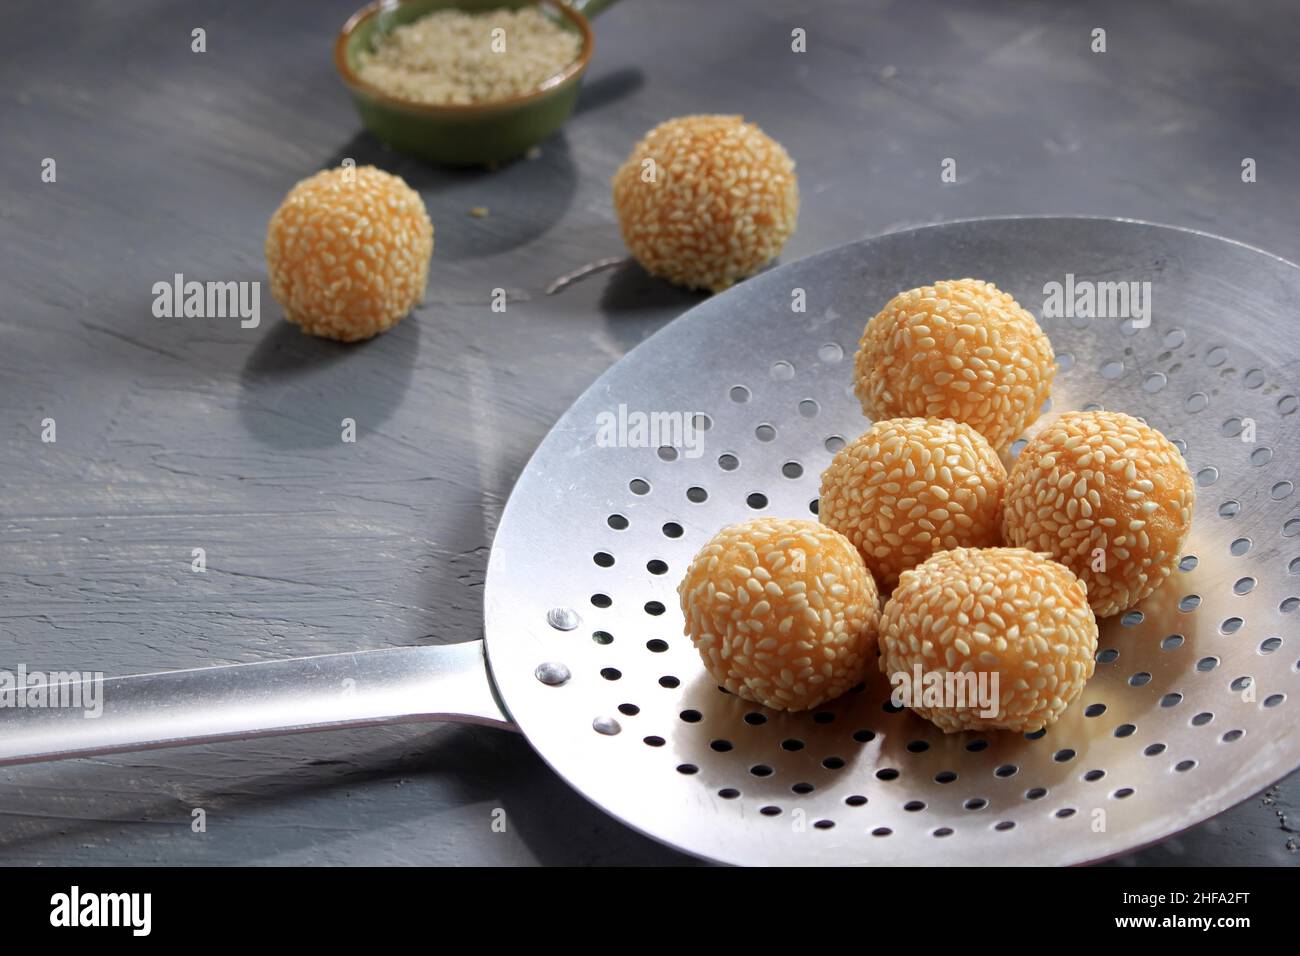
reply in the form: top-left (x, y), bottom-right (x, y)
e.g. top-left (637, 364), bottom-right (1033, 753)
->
top-left (354, 6), bottom-right (582, 107)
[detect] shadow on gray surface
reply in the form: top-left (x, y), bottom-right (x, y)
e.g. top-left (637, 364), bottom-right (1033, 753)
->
top-left (575, 67), bottom-right (645, 116)
top-left (237, 315), bottom-right (419, 449)
top-left (0, 723), bottom-right (697, 866)
top-left (321, 130), bottom-right (579, 261)
top-left (596, 259), bottom-right (707, 352)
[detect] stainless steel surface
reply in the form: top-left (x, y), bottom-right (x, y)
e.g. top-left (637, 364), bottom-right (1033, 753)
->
top-left (0, 641), bottom-right (512, 766)
top-left (485, 216), bottom-right (1300, 865)
top-left (2, 217), bottom-right (1294, 865)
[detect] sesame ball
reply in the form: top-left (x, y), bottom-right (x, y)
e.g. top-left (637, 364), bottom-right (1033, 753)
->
top-left (819, 418), bottom-right (1006, 591)
top-left (853, 279), bottom-right (1054, 452)
top-left (678, 518), bottom-right (879, 711)
top-left (878, 548), bottom-right (1098, 733)
top-left (1001, 410), bottom-right (1194, 618)
top-left (265, 165), bottom-right (433, 342)
top-left (611, 115), bottom-right (799, 293)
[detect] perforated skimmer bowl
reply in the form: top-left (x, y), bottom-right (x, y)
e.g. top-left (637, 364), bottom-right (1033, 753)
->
top-left (4, 217), bottom-right (1298, 866)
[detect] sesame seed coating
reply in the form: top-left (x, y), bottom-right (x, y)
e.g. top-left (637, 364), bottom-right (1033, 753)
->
top-left (678, 518), bottom-right (880, 711)
top-left (1001, 410), bottom-right (1194, 618)
top-left (819, 418), bottom-right (1006, 591)
top-left (878, 548), bottom-right (1098, 733)
top-left (265, 165), bottom-right (434, 342)
top-left (853, 279), bottom-right (1055, 452)
top-left (611, 115), bottom-right (799, 293)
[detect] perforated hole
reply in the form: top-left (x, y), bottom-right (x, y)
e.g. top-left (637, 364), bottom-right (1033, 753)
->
top-left (818, 343), bottom-right (843, 363)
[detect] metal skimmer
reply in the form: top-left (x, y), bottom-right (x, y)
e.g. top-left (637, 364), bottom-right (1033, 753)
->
top-left (4, 218), bottom-right (1298, 865)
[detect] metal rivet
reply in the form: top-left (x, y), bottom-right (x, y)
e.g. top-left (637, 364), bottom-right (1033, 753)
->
top-left (592, 716), bottom-right (621, 736)
top-left (546, 607), bottom-right (580, 631)
top-left (534, 661), bottom-right (571, 686)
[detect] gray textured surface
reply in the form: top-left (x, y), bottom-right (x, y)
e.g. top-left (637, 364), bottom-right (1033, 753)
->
top-left (0, 0), bottom-right (1296, 865)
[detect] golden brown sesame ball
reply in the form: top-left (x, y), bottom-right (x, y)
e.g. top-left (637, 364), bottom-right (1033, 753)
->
top-left (611, 115), bottom-right (799, 293)
top-left (678, 518), bottom-right (879, 711)
top-left (878, 548), bottom-right (1098, 733)
top-left (819, 418), bottom-right (1006, 591)
top-left (265, 165), bottom-right (433, 342)
top-left (1001, 410), bottom-right (1194, 618)
top-left (853, 279), bottom-right (1054, 452)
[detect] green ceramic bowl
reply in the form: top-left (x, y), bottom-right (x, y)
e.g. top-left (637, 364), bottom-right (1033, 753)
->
top-left (335, 0), bottom-right (613, 166)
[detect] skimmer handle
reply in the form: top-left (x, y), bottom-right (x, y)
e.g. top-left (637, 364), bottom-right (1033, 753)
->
top-left (0, 641), bottom-right (514, 767)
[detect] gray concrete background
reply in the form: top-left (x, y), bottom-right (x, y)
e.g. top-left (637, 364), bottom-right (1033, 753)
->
top-left (0, 0), bottom-right (1296, 865)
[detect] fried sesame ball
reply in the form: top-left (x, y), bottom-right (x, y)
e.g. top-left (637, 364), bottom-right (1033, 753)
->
top-left (1001, 410), bottom-right (1194, 618)
top-left (879, 548), bottom-right (1098, 733)
top-left (611, 115), bottom-right (799, 293)
top-left (853, 279), bottom-right (1055, 452)
top-left (265, 165), bottom-right (433, 342)
top-left (678, 518), bottom-right (879, 711)
top-left (819, 418), bottom-right (1006, 591)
